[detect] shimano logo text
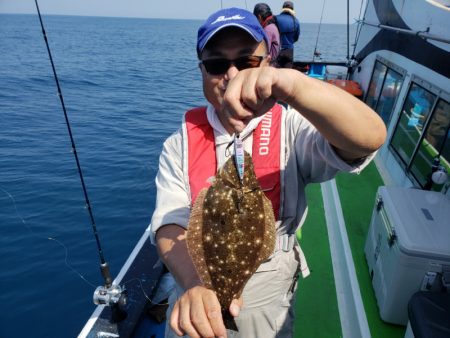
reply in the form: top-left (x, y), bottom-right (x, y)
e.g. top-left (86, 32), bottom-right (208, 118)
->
top-left (259, 111), bottom-right (272, 155)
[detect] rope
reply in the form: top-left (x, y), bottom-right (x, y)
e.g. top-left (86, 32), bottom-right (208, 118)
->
top-left (352, 0), bottom-right (368, 59)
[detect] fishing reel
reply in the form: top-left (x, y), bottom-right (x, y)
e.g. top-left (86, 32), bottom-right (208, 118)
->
top-left (92, 263), bottom-right (128, 322)
top-left (424, 157), bottom-right (449, 190)
top-left (93, 284), bottom-right (127, 307)
top-left (94, 284), bottom-right (128, 322)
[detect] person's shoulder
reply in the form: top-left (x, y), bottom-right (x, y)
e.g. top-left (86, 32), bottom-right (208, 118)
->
top-left (184, 106), bottom-right (209, 125)
top-left (162, 114), bottom-right (186, 150)
top-left (164, 128), bottom-right (182, 147)
top-left (160, 128), bottom-right (183, 161)
top-left (284, 105), bottom-right (302, 119)
top-left (265, 23), bottom-right (279, 34)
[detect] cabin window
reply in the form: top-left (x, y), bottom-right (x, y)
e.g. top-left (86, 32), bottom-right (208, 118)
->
top-left (366, 62), bottom-right (387, 109)
top-left (409, 99), bottom-right (450, 187)
top-left (390, 80), bottom-right (450, 189)
top-left (365, 60), bottom-right (404, 125)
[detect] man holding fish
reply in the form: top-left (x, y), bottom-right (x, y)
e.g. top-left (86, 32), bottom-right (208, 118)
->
top-left (150, 7), bottom-right (386, 338)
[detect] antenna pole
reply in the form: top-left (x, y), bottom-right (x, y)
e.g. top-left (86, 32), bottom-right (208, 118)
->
top-left (347, 0), bottom-right (350, 62)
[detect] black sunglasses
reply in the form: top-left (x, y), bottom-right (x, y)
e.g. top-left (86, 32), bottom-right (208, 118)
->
top-left (201, 55), bottom-right (265, 75)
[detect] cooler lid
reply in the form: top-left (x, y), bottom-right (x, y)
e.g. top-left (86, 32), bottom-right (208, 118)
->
top-left (378, 186), bottom-right (450, 259)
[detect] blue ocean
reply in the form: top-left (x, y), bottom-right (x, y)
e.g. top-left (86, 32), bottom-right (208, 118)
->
top-left (0, 14), bottom-right (355, 338)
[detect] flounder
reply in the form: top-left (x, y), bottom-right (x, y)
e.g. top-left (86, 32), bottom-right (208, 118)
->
top-left (186, 150), bottom-right (276, 328)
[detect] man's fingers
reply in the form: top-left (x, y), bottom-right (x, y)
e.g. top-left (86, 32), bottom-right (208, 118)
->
top-left (171, 287), bottom-right (226, 338)
top-left (220, 105), bottom-right (248, 133)
top-left (231, 70), bottom-right (265, 112)
top-left (204, 293), bottom-right (227, 337)
top-left (243, 68), bottom-right (275, 110)
top-left (170, 301), bottom-right (185, 337)
top-left (223, 89), bottom-right (254, 120)
top-left (255, 68), bottom-right (276, 100)
top-left (229, 297), bottom-right (243, 317)
top-left (241, 78), bottom-right (266, 110)
top-left (189, 295), bottom-right (216, 338)
top-left (223, 67), bottom-right (278, 121)
top-left (177, 295), bottom-right (203, 338)
top-left (233, 296), bottom-right (244, 307)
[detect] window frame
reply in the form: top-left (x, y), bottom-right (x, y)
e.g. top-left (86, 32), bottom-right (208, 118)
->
top-left (389, 74), bottom-right (450, 187)
top-left (364, 56), bottom-right (406, 125)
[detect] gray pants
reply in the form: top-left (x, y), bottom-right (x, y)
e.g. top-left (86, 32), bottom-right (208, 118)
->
top-left (164, 246), bottom-right (301, 338)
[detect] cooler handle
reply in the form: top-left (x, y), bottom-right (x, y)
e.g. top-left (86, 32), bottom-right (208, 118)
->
top-left (376, 196), bottom-right (397, 247)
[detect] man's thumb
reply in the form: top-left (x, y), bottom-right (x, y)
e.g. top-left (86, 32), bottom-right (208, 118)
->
top-left (229, 297), bottom-right (243, 317)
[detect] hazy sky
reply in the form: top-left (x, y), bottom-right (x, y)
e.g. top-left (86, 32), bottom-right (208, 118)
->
top-left (0, 0), bottom-right (366, 24)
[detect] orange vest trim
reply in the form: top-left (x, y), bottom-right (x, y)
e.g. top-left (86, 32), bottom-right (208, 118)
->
top-left (185, 105), bottom-right (282, 219)
top-left (185, 107), bottom-right (217, 207)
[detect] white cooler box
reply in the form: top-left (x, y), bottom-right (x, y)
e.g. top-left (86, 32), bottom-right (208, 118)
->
top-left (364, 186), bottom-right (450, 325)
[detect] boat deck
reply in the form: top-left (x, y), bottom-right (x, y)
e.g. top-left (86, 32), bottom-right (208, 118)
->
top-left (295, 161), bottom-right (406, 337)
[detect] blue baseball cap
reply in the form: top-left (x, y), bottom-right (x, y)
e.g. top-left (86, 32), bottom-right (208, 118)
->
top-left (197, 7), bottom-right (269, 57)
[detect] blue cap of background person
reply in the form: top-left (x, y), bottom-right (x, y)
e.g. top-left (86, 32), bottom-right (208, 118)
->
top-left (197, 7), bottom-right (269, 57)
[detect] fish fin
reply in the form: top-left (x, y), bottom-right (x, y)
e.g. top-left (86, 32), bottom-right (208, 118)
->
top-left (186, 188), bottom-right (213, 289)
top-left (222, 310), bottom-right (239, 332)
top-left (259, 196), bottom-right (277, 262)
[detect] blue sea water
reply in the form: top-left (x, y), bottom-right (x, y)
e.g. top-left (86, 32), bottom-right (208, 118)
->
top-left (0, 14), bottom-right (355, 338)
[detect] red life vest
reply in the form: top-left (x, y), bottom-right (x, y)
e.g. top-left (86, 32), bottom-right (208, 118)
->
top-left (185, 105), bottom-right (283, 219)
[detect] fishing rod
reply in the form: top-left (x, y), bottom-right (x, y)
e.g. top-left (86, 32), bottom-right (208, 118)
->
top-left (34, 0), bottom-right (127, 319)
top-left (312, 0), bottom-right (326, 61)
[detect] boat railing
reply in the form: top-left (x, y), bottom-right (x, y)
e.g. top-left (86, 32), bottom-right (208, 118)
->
top-left (293, 60), bottom-right (350, 76)
top-left (359, 20), bottom-right (450, 45)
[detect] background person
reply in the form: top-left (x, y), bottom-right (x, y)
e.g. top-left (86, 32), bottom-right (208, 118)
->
top-left (276, 1), bottom-right (300, 68)
top-left (150, 7), bottom-right (386, 338)
top-left (253, 3), bottom-right (280, 66)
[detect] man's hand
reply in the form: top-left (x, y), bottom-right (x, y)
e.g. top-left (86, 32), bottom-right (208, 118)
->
top-left (221, 67), bottom-right (294, 133)
top-left (170, 285), bottom-right (243, 338)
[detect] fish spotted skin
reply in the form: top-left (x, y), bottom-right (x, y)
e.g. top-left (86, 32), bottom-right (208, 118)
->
top-left (187, 151), bottom-right (276, 310)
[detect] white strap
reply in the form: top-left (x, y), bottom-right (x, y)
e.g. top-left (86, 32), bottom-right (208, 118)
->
top-left (275, 234), bottom-right (311, 278)
top-left (275, 234), bottom-right (296, 252)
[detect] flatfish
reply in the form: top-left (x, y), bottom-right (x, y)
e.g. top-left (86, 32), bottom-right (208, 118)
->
top-left (186, 150), bottom-right (276, 329)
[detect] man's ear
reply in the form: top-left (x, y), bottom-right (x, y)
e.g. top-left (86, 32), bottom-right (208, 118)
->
top-left (198, 62), bottom-right (207, 78)
top-left (198, 62), bottom-right (207, 75)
